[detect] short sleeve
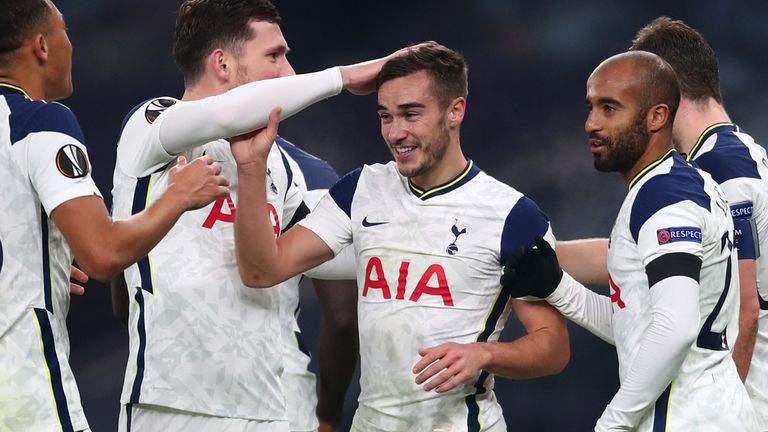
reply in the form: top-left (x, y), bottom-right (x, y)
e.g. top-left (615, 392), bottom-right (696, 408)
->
top-left (21, 103), bottom-right (101, 213)
top-left (117, 98), bottom-right (177, 177)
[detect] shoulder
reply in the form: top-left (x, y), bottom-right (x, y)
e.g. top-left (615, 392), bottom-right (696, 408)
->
top-left (7, 98), bottom-right (84, 145)
top-left (275, 136), bottom-right (339, 189)
top-left (120, 97), bottom-right (178, 136)
top-left (695, 127), bottom-right (762, 183)
top-left (630, 156), bottom-right (711, 241)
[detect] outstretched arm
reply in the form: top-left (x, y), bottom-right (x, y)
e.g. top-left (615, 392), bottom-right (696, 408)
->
top-left (123, 50), bottom-right (407, 177)
top-left (556, 238), bottom-right (609, 286)
top-left (53, 155), bottom-right (228, 281)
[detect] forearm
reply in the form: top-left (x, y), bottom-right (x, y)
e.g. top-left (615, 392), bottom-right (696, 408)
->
top-left (596, 276), bottom-right (698, 431)
top-left (734, 259), bottom-right (759, 380)
top-left (547, 272), bottom-right (615, 344)
top-left (478, 329), bottom-right (568, 379)
top-left (556, 238), bottom-right (609, 286)
top-left (160, 68), bottom-right (343, 155)
top-left (234, 159), bottom-right (282, 287)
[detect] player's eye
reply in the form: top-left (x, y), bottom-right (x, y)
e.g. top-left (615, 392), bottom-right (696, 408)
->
top-left (378, 112), bottom-right (392, 122)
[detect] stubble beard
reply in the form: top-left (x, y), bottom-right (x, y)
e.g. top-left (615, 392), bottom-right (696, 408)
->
top-left (593, 112), bottom-right (650, 174)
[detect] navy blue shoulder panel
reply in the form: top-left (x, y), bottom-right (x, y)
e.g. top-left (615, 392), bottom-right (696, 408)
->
top-left (276, 145), bottom-right (294, 198)
top-left (500, 196), bottom-right (550, 265)
top-left (7, 98), bottom-right (85, 145)
top-left (695, 131), bottom-right (760, 183)
top-left (630, 156), bottom-right (711, 242)
top-left (276, 136), bottom-right (339, 190)
top-left (328, 168), bottom-right (362, 218)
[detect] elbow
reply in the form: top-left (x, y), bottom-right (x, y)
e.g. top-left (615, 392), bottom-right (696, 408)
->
top-left (78, 253), bottom-right (124, 282)
top-left (239, 271), bottom-right (278, 288)
top-left (552, 344), bottom-right (571, 375)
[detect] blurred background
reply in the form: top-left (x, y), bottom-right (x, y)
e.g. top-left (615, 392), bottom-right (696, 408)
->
top-left (55, 0), bottom-right (768, 430)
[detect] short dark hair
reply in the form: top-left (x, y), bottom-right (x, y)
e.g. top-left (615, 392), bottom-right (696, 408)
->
top-left (0, 0), bottom-right (51, 57)
top-left (630, 16), bottom-right (722, 104)
top-left (376, 41), bottom-right (468, 108)
top-left (173, 0), bottom-right (281, 85)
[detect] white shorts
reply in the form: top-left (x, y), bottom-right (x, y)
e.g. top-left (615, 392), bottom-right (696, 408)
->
top-left (118, 404), bottom-right (291, 432)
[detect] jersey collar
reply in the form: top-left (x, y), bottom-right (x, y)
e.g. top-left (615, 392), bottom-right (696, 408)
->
top-left (628, 149), bottom-right (676, 190)
top-left (0, 83), bottom-right (29, 98)
top-left (687, 122), bottom-right (739, 161)
top-left (408, 160), bottom-right (481, 200)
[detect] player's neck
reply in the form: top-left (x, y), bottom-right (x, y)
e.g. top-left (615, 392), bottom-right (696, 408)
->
top-left (409, 142), bottom-right (468, 191)
top-left (0, 65), bottom-right (45, 100)
top-left (673, 97), bottom-right (730, 155)
top-left (622, 133), bottom-right (674, 185)
top-left (182, 77), bottom-right (230, 102)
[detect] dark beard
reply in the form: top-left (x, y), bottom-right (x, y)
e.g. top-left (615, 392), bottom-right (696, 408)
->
top-left (593, 112), bottom-right (650, 173)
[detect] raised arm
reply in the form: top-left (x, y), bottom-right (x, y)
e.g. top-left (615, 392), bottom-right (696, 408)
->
top-left (231, 109), bottom-right (335, 287)
top-left (53, 155), bottom-right (228, 281)
top-left (122, 51), bottom-right (406, 177)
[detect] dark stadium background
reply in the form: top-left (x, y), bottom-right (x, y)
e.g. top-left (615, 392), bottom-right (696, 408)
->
top-left (55, 0), bottom-right (768, 430)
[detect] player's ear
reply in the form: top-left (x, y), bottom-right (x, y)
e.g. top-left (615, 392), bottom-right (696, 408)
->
top-left (31, 33), bottom-right (48, 64)
top-left (647, 103), bottom-right (670, 133)
top-left (209, 48), bottom-right (230, 82)
top-left (447, 97), bottom-right (466, 128)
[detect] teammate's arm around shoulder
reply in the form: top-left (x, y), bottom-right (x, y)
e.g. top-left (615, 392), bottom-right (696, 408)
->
top-left (53, 154), bottom-right (228, 281)
top-left (230, 108), bottom-right (334, 288)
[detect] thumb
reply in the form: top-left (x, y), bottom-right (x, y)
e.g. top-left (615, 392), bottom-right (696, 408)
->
top-left (176, 155), bottom-right (187, 167)
top-left (264, 107), bottom-right (282, 138)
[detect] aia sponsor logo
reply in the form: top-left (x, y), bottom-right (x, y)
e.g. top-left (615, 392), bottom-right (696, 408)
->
top-left (202, 196), bottom-right (280, 236)
top-left (362, 257), bottom-right (454, 306)
top-left (608, 275), bottom-right (625, 309)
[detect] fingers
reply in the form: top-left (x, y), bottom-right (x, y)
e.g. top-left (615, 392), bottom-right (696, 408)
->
top-left (70, 265), bottom-right (88, 283)
top-left (69, 283), bottom-right (86, 296)
top-left (177, 154), bottom-right (187, 167)
top-left (413, 345), bottom-right (444, 374)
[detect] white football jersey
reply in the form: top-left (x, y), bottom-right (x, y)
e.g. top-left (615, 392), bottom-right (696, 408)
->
top-left (687, 123), bottom-right (768, 429)
top-left (299, 160), bottom-right (554, 432)
top-left (607, 150), bottom-right (754, 431)
top-left (112, 97), bottom-right (302, 420)
top-left (275, 136), bottom-right (342, 431)
top-left (0, 84), bottom-right (100, 431)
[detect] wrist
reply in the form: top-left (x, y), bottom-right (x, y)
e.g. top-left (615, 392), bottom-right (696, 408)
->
top-left (163, 182), bottom-right (193, 212)
top-left (472, 342), bottom-right (495, 370)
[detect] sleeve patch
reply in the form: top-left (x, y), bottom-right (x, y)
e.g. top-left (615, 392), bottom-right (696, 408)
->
top-left (55, 144), bottom-right (90, 178)
top-left (656, 227), bottom-right (702, 245)
top-left (144, 98), bottom-right (177, 124)
top-left (730, 201), bottom-right (753, 219)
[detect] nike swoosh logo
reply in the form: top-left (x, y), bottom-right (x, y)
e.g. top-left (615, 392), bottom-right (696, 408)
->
top-left (362, 217), bottom-right (388, 227)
